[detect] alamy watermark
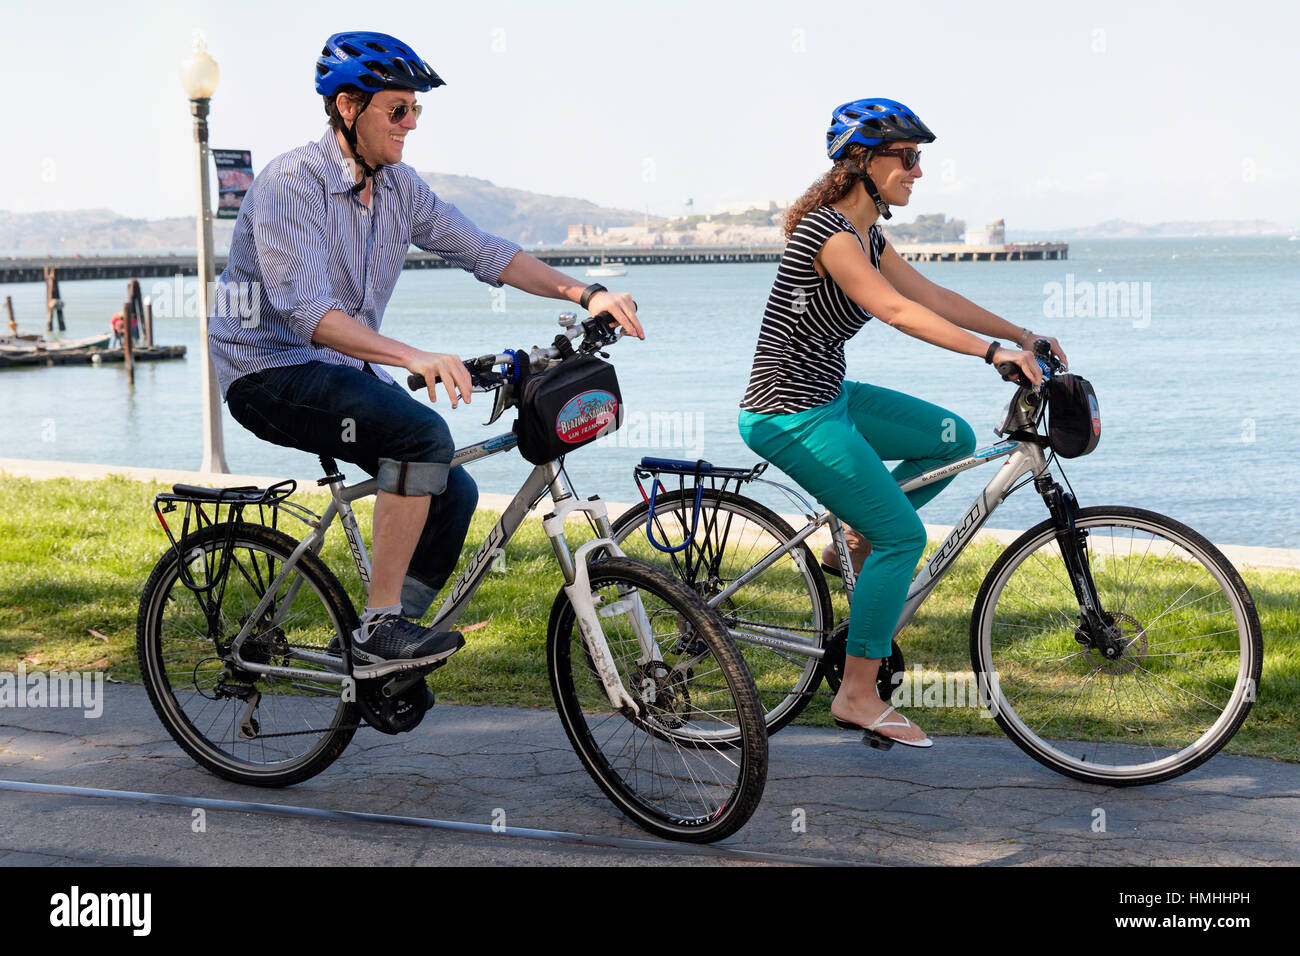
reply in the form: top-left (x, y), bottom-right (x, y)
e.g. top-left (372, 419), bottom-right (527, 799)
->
top-left (150, 274), bottom-right (261, 328)
top-left (0, 665), bottom-right (104, 718)
top-left (1042, 273), bottom-right (1152, 327)
top-left (595, 410), bottom-right (705, 458)
top-left (883, 666), bottom-right (1000, 718)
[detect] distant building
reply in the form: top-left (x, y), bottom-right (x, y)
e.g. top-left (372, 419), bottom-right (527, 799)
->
top-left (965, 218), bottom-right (1007, 246)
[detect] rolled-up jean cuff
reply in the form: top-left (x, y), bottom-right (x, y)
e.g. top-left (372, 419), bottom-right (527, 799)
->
top-left (401, 575), bottom-right (440, 620)
top-left (376, 458), bottom-right (449, 496)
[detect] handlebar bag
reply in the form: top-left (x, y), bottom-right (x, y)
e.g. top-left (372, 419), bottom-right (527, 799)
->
top-left (512, 353), bottom-right (623, 465)
top-left (1045, 373), bottom-right (1100, 458)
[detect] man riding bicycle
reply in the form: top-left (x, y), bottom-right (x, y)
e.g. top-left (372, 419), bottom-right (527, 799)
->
top-left (209, 31), bottom-right (641, 677)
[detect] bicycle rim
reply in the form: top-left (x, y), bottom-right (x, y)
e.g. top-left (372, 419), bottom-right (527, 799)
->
top-left (137, 523), bottom-right (359, 786)
top-left (972, 507), bottom-right (1262, 785)
top-left (548, 557), bottom-right (767, 843)
top-left (610, 490), bottom-right (831, 734)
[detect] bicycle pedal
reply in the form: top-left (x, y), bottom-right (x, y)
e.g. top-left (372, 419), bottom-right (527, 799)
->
top-left (862, 733), bottom-right (894, 751)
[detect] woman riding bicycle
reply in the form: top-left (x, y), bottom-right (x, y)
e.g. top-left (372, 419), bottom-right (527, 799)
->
top-left (738, 98), bottom-right (1066, 747)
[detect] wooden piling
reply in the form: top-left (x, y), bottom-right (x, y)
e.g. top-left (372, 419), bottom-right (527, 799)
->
top-left (4, 295), bottom-right (15, 336)
top-left (44, 266), bottom-right (65, 332)
top-left (127, 278), bottom-right (143, 342)
top-left (121, 299), bottom-right (134, 384)
top-left (143, 297), bottom-right (154, 348)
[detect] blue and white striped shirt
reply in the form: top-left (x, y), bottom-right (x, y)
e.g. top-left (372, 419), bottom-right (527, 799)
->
top-left (209, 129), bottom-right (522, 397)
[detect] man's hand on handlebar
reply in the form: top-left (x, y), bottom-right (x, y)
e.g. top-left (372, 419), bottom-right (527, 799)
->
top-left (586, 290), bottom-right (644, 340)
top-left (407, 350), bottom-right (473, 407)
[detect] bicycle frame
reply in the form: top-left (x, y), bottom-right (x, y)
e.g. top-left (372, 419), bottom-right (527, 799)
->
top-left (707, 438), bottom-right (1049, 659)
top-left (217, 432), bottom-right (649, 713)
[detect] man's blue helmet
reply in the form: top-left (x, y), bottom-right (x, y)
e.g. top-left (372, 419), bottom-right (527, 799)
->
top-left (315, 31), bottom-right (444, 97)
top-left (826, 98), bottom-right (935, 159)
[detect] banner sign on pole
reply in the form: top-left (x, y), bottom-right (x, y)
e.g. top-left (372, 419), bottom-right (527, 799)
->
top-left (213, 149), bottom-right (254, 220)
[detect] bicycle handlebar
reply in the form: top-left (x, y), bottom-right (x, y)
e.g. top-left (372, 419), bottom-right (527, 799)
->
top-left (995, 337), bottom-right (1062, 388)
top-left (406, 311), bottom-right (624, 392)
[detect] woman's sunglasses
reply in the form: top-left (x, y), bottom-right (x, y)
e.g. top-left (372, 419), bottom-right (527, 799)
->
top-left (874, 147), bottom-right (921, 170)
top-left (387, 103), bottom-right (423, 124)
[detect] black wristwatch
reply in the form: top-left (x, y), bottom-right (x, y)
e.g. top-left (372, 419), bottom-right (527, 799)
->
top-left (984, 341), bottom-right (1001, 364)
top-left (579, 283), bottom-right (607, 310)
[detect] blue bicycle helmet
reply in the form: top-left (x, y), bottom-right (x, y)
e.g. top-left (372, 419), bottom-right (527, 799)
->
top-left (315, 31), bottom-right (444, 97)
top-left (825, 98), bottom-right (935, 220)
top-left (315, 32), bottom-right (444, 192)
top-left (826, 98), bottom-right (935, 159)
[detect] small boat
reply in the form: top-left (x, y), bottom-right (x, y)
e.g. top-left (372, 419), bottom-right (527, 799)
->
top-left (586, 251), bottom-right (628, 278)
top-left (40, 333), bottom-right (112, 352)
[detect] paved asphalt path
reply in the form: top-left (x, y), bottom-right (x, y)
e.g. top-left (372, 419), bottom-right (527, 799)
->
top-left (1, 684), bottom-right (1296, 867)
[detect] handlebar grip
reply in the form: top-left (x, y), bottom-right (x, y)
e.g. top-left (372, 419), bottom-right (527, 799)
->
top-left (407, 373), bottom-right (429, 391)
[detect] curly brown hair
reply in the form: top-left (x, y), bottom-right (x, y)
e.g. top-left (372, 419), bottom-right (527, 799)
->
top-left (783, 144), bottom-right (873, 238)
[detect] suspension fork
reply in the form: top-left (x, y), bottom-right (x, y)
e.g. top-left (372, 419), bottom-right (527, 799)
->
top-left (1035, 474), bottom-right (1123, 659)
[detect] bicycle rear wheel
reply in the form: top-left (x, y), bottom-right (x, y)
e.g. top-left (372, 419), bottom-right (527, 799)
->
top-left (547, 557), bottom-right (768, 843)
top-left (137, 522), bottom-right (359, 786)
top-left (971, 506), bottom-right (1262, 786)
top-left (609, 490), bottom-right (833, 734)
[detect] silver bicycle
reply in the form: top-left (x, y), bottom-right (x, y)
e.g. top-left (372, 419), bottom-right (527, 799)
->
top-left (136, 313), bottom-right (768, 843)
top-left (610, 343), bottom-right (1263, 786)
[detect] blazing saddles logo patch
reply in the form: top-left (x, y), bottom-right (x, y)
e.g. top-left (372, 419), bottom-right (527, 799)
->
top-left (555, 390), bottom-right (619, 444)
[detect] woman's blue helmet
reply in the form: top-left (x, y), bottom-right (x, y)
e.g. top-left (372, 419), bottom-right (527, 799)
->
top-left (826, 98), bottom-right (935, 159)
top-left (315, 31), bottom-right (444, 97)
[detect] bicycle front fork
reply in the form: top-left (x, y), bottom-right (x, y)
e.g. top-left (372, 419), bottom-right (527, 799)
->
top-left (543, 492), bottom-right (658, 716)
top-left (1035, 475), bottom-right (1126, 659)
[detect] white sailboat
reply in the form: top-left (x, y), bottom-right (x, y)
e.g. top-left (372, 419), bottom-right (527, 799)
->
top-left (586, 250), bottom-right (628, 278)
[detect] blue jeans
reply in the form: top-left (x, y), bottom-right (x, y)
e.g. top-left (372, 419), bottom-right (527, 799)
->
top-left (226, 361), bottom-right (477, 618)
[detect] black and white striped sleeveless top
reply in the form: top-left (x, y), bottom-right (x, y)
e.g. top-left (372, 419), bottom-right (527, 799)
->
top-left (740, 206), bottom-right (886, 414)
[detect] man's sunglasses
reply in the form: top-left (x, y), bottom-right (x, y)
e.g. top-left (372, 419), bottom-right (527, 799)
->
top-left (874, 147), bottom-right (921, 170)
top-left (386, 103), bottom-right (423, 124)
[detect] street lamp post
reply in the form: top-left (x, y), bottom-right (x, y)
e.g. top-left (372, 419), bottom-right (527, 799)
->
top-left (180, 34), bottom-right (229, 474)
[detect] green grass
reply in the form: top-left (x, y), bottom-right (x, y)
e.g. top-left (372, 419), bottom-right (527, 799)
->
top-left (1, 475), bottom-right (1296, 763)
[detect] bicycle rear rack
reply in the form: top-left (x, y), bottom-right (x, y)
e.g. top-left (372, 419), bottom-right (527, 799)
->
top-left (632, 458), bottom-right (768, 554)
top-left (152, 480), bottom-right (299, 601)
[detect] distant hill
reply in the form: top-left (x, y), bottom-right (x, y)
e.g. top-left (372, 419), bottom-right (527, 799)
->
top-left (0, 174), bottom-right (652, 253)
top-left (416, 172), bottom-right (651, 245)
top-left (1009, 219), bottom-right (1294, 240)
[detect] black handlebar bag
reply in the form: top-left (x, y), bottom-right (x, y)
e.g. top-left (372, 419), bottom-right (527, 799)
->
top-left (512, 353), bottom-right (623, 465)
top-left (1045, 373), bottom-right (1101, 458)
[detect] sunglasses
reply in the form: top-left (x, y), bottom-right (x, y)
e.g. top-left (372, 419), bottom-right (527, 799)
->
top-left (386, 103), bottom-right (423, 124)
top-left (874, 147), bottom-right (921, 170)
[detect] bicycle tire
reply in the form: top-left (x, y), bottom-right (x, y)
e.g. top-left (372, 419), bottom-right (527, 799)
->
top-left (970, 506), bottom-right (1262, 786)
top-left (609, 489), bottom-right (834, 734)
top-left (137, 522), bottom-right (360, 787)
top-left (547, 557), bottom-right (768, 843)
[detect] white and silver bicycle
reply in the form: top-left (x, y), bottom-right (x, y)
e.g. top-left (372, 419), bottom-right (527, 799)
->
top-left (136, 313), bottom-right (768, 843)
top-left (610, 341), bottom-right (1263, 787)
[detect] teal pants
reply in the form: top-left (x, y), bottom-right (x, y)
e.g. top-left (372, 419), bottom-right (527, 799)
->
top-left (738, 381), bottom-right (975, 658)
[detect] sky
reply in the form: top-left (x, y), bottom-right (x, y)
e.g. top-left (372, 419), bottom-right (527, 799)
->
top-left (3, 0), bottom-right (1298, 230)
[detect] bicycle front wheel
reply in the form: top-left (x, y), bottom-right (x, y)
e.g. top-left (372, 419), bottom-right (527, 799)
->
top-left (609, 490), bottom-right (833, 735)
top-left (971, 506), bottom-right (1262, 786)
top-left (137, 522), bottom-right (360, 786)
top-left (547, 557), bottom-right (768, 843)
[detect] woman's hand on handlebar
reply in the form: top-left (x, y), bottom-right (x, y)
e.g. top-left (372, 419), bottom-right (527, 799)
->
top-left (994, 347), bottom-right (1044, 387)
top-left (407, 350), bottom-right (472, 407)
top-left (587, 290), bottom-right (644, 340)
top-left (1034, 334), bottom-right (1068, 370)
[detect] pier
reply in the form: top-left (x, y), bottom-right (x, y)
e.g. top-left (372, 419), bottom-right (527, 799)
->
top-left (0, 241), bottom-right (1067, 284)
top-left (0, 344), bottom-right (186, 369)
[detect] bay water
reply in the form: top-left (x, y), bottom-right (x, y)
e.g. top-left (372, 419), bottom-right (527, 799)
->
top-left (1, 237), bottom-right (1296, 549)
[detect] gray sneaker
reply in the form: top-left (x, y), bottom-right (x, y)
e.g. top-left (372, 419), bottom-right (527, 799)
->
top-left (350, 614), bottom-right (464, 679)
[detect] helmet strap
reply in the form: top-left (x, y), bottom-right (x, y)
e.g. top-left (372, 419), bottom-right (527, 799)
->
top-left (841, 157), bottom-right (892, 221)
top-left (339, 93), bottom-right (379, 195)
